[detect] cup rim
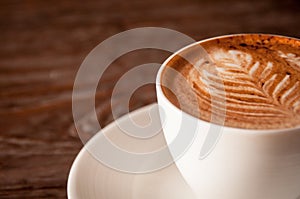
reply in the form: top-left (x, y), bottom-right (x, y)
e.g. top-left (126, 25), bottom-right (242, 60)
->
top-left (156, 33), bottom-right (300, 134)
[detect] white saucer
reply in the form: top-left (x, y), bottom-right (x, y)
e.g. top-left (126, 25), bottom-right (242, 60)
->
top-left (68, 103), bottom-right (196, 199)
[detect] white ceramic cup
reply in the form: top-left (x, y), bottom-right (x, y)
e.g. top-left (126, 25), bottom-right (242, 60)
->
top-left (156, 35), bottom-right (300, 199)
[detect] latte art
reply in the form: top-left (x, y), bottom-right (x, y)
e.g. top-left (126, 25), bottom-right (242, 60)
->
top-left (278, 51), bottom-right (300, 73)
top-left (162, 34), bottom-right (300, 129)
top-left (188, 49), bottom-right (300, 123)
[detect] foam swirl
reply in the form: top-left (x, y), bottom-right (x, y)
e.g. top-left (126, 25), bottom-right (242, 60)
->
top-left (162, 35), bottom-right (300, 129)
top-left (187, 48), bottom-right (300, 129)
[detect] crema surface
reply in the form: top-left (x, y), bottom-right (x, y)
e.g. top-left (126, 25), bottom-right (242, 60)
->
top-left (162, 34), bottom-right (300, 129)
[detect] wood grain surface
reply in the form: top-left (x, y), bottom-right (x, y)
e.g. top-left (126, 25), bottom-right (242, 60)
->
top-left (0, 0), bottom-right (299, 198)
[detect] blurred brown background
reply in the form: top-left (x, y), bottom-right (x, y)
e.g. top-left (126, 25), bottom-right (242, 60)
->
top-left (0, 0), bottom-right (299, 198)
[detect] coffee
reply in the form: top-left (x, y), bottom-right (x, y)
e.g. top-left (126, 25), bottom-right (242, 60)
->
top-left (162, 34), bottom-right (300, 129)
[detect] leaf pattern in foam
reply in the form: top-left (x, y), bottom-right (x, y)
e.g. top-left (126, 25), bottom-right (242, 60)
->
top-left (188, 49), bottom-right (300, 117)
top-left (278, 51), bottom-right (300, 113)
top-left (278, 51), bottom-right (300, 73)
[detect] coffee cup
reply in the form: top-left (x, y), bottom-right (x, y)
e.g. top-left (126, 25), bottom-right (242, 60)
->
top-left (156, 34), bottom-right (300, 198)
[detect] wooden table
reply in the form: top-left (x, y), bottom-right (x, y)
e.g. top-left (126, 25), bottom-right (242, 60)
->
top-left (0, 0), bottom-right (299, 198)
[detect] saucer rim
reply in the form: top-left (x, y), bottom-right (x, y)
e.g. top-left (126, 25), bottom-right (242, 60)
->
top-left (67, 103), bottom-right (157, 199)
